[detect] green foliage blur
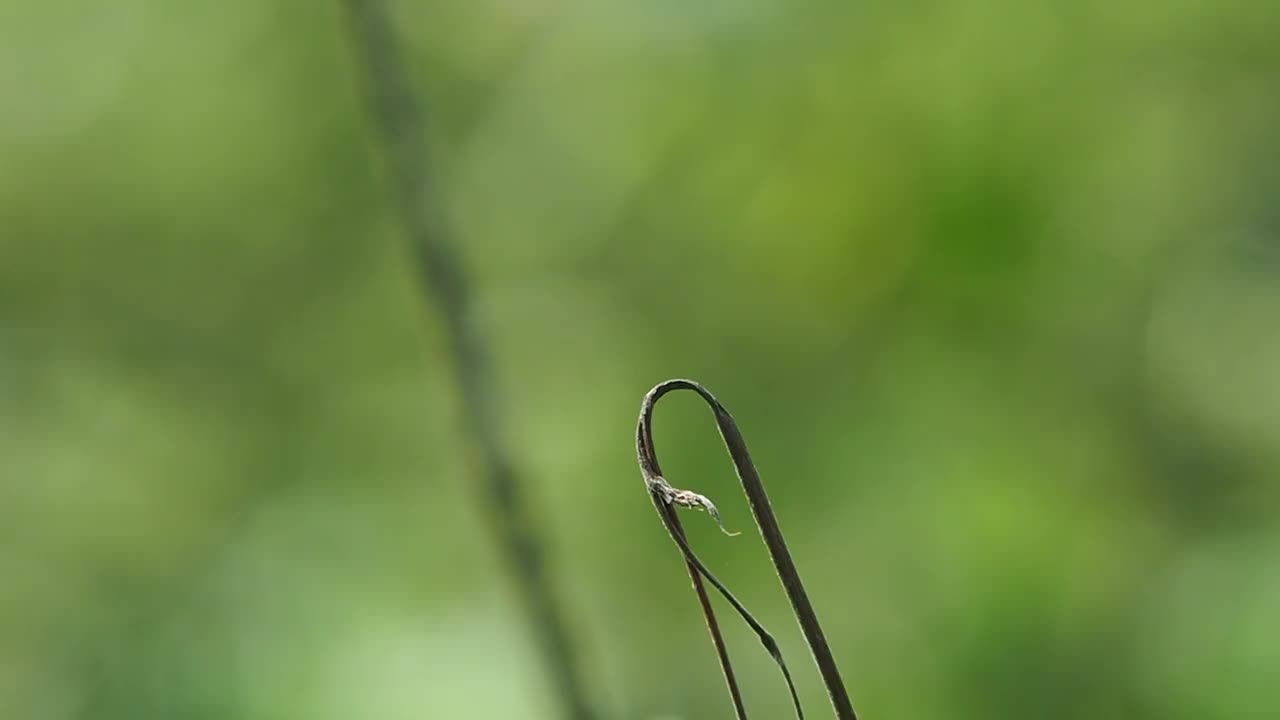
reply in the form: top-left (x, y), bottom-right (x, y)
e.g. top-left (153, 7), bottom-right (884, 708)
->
top-left (3, 1), bottom-right (1279, 718)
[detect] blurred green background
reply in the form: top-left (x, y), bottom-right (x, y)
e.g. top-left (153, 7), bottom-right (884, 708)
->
top-left (3, 0), bottom-right (1279, 718)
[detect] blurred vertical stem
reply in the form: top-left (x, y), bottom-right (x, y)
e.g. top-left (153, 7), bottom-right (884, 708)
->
top-left (339, 2), bottom-right (594, 718)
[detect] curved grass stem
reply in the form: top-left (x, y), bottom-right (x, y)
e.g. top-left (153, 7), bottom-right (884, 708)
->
top-left (637, 379), bottom-right (858, 720)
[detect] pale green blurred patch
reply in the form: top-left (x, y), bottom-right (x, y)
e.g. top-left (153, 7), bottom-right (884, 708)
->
top-left (2, 0), bottom-right (1279, 718)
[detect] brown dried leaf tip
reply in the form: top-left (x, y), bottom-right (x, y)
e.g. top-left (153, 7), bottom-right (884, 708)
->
top-left (649, 476), bottom-right (741, 536)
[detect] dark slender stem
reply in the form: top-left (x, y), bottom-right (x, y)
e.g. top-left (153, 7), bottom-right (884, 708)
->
top-left (340, 2), bottom-right (594, 718)
top-left (638, 384), bottom-right (804, 719)
top-left (638, 379), bottom-right (858, 720)
top-left (667, 508), bottom-right (749, 719)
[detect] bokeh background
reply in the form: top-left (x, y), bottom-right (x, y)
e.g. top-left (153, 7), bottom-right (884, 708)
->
top-left (3, 1), bottom-right (1279, 718)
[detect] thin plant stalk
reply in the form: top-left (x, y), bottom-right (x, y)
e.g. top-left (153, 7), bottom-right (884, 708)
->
top-left (340, 2), bottom-right (594, 717)
top-left (669, 509), bottom-right (749, 719)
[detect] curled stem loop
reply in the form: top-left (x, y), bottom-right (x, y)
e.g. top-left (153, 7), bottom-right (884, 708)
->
top-left (636, 379), bottom-right (858, 720)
